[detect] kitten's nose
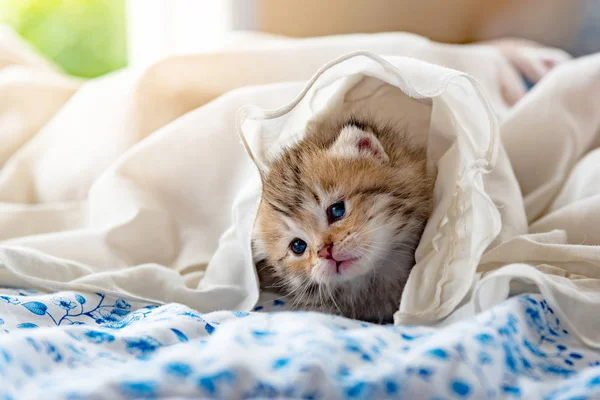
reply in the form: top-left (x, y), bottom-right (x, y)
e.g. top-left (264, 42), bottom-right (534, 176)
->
top-left (318, 243), bottom-right (334, 259)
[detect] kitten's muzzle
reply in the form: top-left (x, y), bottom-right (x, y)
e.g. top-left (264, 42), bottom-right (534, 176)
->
top-left (318, 243), bottom-right (360, 274)
top-left (317, 243), bottom-right (334, 260)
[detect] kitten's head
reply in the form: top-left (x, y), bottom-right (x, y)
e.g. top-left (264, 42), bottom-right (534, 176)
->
top-left (252, 120), bottom-right (433, 321)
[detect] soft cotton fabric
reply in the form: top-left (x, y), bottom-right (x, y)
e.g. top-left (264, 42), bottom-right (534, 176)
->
top-left (236, 51), bottom-right (521, 328)
top-left (1, 27), bottom-right (600, 349)
top-left (2, 288), bottom-right (600, 399)
top-left (0, 29), bottom-right (517, 310)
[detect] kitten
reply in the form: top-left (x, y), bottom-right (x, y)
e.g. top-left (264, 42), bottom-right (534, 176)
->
top-left (251, 113), bottom-right (434, 323)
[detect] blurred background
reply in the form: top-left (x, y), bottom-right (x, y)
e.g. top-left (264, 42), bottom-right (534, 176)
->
top-left (1, 0), bottom-right (599, 79)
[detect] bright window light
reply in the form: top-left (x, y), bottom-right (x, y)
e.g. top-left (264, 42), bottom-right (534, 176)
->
top-left (126, 0), bottom-right (234, 67)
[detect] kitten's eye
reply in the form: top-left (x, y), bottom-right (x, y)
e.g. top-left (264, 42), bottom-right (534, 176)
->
top-left (327, 201), bottom-right (346, 224)
top-left (290, 238), bottom-right (308, 255)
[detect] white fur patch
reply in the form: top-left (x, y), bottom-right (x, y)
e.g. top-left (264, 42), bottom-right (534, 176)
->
top-left (328, 126), bottom-right (389, 163)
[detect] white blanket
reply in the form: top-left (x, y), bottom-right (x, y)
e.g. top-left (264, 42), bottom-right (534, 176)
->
top-left (1, 28), bottom-right (600, 347)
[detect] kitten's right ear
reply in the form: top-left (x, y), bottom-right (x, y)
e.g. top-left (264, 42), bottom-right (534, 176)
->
top-left (328, 124), bottom-right (389, 163)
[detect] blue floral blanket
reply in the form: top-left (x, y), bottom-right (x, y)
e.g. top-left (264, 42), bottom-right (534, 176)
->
top-left (1, 289), bottom-right (600, 399)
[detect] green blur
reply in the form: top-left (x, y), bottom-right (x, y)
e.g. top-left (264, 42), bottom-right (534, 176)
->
top-left (0, 0), bottom-right (127, 78)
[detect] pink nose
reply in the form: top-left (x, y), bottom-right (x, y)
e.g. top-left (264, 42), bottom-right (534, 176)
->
top-left (318, 243), bottom-right (333, 259)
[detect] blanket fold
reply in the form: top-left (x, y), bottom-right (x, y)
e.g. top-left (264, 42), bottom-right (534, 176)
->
top-left (1, 27), bottom-right (600, 348)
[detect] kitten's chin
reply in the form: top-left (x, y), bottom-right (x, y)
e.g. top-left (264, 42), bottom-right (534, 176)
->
top-left (312, 257), bottom-right (374, 285)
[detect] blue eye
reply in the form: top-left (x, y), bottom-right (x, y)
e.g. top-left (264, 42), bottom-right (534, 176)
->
top-left (327, 201), bottom-right (345, 224)
top-left (290, 238), bottom-right (307, 255)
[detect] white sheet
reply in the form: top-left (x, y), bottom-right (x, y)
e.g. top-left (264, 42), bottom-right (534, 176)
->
top-left (1, 28), bottom-right (600, 348)
top-left (2, 288), bottom-right (600, 399)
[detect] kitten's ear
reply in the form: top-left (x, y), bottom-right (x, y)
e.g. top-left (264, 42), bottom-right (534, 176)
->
top-left (328, 125), bottom-right (389, 163)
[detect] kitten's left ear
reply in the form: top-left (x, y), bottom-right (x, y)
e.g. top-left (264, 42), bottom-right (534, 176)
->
top-left (328, 125), bottom-right (389, 163)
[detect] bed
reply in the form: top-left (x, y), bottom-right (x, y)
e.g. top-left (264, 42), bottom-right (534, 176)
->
top-left (2, 288), bottom-right (599, 399)
top-left (2, 26), bottom-right (600, 399)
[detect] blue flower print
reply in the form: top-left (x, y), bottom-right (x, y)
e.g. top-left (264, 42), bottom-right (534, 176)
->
top-left (451, 379), bottom-right (472, 397)
top-left (83, 331), bottom-right (115, 344)
top-left (75, 294), bottom-right (86, 305)
top-left (21, 302), bottom-right (48, 316)
top-left (93, 309), bottom-right (123, 325)
top-left (0, 292), bottom-right (131, 328)
top-left (119, 380), bottom-right (158, 398)
top-left (124, 336), bottom-right (162, 358)
top-left (17, 323), bottom-right (38, 329)
top-left (52, 297), bottom-right (77, 311)
top-left (232, 311), bottom-right (249, 318)
top-left (0, 295), bottom-right (19, 305)
top-left (164, 362), bottom-right (194, 378)
top-left (115, 298), bottom-right (131, 310)
top-left (197, 370), bottom-right (236, 396)
top-left (2, 290), bottom-right (600, 399)
top-left (101, 311), bottom-right (147, 330)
